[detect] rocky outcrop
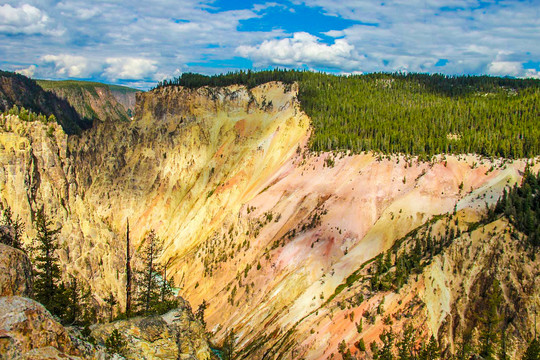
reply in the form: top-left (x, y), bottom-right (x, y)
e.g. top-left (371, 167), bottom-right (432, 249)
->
top-left (0, 296), bottom-right (81, 359)
top-left (0, 243), bottom-right (33, 297)
top-left (15, 346), bottom-right (82, 360)
top-left (91, 299), bottom-right (216, 360)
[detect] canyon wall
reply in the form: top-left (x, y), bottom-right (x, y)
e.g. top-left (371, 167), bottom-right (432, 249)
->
top-left (0, 81), bottom-right (538, 358)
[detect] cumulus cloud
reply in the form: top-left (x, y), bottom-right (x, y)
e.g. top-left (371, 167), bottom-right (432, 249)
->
top-left (15, 65), bottom-right (36, 77)
top-left (487, 61), bottom-right (523, 77)
top-left (524, 69), bottom-right (540, 80)
top-left (0, 4), bottom-right (63, 36)
top-left (42, 54), bottom-right (101, 78)
top-left (292, 0), bottom-right (540, 77)
top-left (104, 58), bottom-right (158, 80)
top-left (1, 0), bottom-right (539, 86)
top-left (237, 32), bottom-right (362, 70)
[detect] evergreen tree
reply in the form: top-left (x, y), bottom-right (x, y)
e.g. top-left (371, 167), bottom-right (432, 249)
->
top-left (32, 208), bottom-right (62, 316)
top-left (104, 293), bottom-right (118, 322)
top-left (499, 326), bottom-right (510, 360)
top-left (135, 230), bottom-right (176, 315)
top-left (136, 230), bottom-right (161, 315)
top-left (479, 279), bottom-right (503, 359)
top-left (397, 325), bottom-right (416, 360)
top-left (378, 328), bottom-right (395, 360)
top-left (196, 299), bottom-right (208, 328)
top-left (456, 331), bottom-right (473, 360)
top-left (105, 329), bottom-right (127, 356)
top-left (59, 277), bottom-right (82, 325)
top-left (1, 205), bottom-right (25, 250)
top-left (418, 336), bottom-right (440, 360)
top-left (523, 338), bottom-right (540, 360)
top-left (79, 284), bottom-right (98, 326)
top-left (222, 329), bottom-right (237, 360)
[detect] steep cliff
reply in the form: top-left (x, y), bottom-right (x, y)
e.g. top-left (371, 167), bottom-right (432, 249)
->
top-left (37, 80), bottom-right (137, 123)
top-left (0, 71), bottom-right (90, 134)
top-left (0, 81), bottom-right (538, 359)
top-left (108, 85), bottom-right (138, 116)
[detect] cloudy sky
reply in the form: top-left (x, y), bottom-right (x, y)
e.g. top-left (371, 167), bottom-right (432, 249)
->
top-left (1, 0), bottom-right (539, 89)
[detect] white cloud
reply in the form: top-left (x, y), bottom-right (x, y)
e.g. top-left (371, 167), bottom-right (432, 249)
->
top-left (15, 65), bottom-right (36, 77)
top-left (104, 58), bottom-right (158, 80)
top-left (524, 69), bottom-right (540, 80)
top-left (0, 4), bottom-right (63, 36)
top-left (41, 54), bottom-right (101, 78)
top-left (237, 32), bottom-right (362, 70)
top-left (487, 61), bottom-right (523, 77)
top-left (291, 0), bottom-right (540, 76)
top-left (1, 0), bottom-right (539, 87)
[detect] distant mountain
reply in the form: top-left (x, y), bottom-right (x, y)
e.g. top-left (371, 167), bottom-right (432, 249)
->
top-left (37, 79), bottom-right (139, 122)
top-left (0, 70), bottom-right (90, 134)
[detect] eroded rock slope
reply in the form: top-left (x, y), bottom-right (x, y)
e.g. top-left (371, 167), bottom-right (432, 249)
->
top-left (0, 81), bottom-right (538, 358)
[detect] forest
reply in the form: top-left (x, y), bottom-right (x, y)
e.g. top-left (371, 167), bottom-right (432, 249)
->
top-left (156, 70), bottom-right (540, 159)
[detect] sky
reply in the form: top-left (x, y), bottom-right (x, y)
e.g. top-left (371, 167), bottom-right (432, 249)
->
top-left (1, 0), bottom-right (539, 89)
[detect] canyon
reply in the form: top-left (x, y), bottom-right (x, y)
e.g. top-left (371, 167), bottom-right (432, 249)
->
top-left (0, 78), bottom-right (538, 359)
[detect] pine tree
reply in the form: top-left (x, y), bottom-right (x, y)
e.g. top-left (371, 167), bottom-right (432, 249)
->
top-left (135, 230), bottom-right (166, 315)
top-left (523, 338), bottom-right (540, 360)
top-left (104, 293), bottom-right (118, 322)
top-left (196, 299), bottom-right (208, 328)
top-left (105, 329), bottom-right (127, 356)
top-left (378, 328), bottom-right (395, 360)
top-left (479, 279), bottom-right (503, 359)
top-left (397, 325), bottom-right (415, 360)
top-left (32, 208), bottom-right (62, 316)
top-left (59, 277), bottom-right (82, 325)
top-left (222, 329), bottom-right (237, 360)
top-left (499, 326), bottom-right (510, 360)
top-left (1, 205), bottom-right (25, 250)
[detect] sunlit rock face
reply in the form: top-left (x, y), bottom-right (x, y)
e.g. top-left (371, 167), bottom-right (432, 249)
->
top-left (91, 300), bottom-right (216, 360)
top-left (0, 296), bottom-right (81, 358)
top-left (0, 243), bottom-right (33, 297)
top-left (0, 81), bottom-right (538, 359)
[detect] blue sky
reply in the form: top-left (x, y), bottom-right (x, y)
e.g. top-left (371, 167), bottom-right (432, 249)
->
top-left (1, 0), bottom-right (539, 89)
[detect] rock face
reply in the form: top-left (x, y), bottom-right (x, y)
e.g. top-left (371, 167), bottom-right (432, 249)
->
top-left (0, 80), bottom-right (539, 358)
top-left (0, 243), bottom-right (33, 297)
top-left (37, 80), bottom-right (137, 123)
top-left (0, 296), bottom-right (81, 359)
top-left (109, 87), bottom-right (137, 116)
top-left (91, 299), bottom-right (216, 360)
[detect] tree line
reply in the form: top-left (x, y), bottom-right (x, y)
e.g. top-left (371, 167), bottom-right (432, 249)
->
top-left (155, 70), bottom-right (540, 159)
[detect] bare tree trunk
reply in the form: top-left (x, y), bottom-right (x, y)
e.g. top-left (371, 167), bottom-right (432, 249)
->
top-left (125, 220), bottom-right (132, 316)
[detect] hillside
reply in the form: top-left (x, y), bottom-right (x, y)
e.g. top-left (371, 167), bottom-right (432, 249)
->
top-left (0, 76), bottom-right (538, 359)
top-left (0, 71), bottom-right (90, 134)
top-left (37, 79), bottom-right (138, 122)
